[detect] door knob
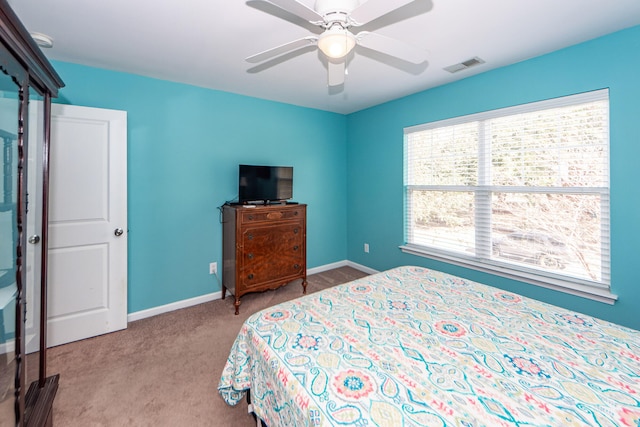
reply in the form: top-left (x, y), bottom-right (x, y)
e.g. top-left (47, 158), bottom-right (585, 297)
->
top-left (114, 228), bottom-right (124, 236)
top-left (28, 235), bottom-right (40, 244)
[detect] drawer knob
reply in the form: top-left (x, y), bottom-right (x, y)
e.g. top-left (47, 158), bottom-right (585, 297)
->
top-left (293, 264), bottom-right (300, 269)
top-left (294, 211), bottom-right (298, 215)
top-left (293, 245), bottom-right (299, 251)
top-left (248, 215), bottom-right (253, 220)
top-left (248, 253), bottom-right (254, 259)
top-left (248, 273), bottom-right (254, 280)
top-left (294, 228), bottom-right (299, 234)
top-left (247, 233), bottom-right (253, 240)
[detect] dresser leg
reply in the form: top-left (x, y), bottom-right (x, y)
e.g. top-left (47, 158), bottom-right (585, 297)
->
top-left (301, 278), bottom-right (307, 294)
top-left (222, 285), bottom-right (226, 300)
top-left (234, 298), bottom-right (241, 315)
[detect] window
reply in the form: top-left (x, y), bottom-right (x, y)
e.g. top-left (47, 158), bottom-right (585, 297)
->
top-left (402, 90), bottom-right (613, 303)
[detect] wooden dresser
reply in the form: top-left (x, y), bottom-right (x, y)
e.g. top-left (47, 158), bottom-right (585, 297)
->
top-left (222, 203), bottom-right (307, 314)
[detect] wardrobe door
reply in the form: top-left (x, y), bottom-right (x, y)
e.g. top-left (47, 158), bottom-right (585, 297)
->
top-left (0, 63), bottom-right (22, 426)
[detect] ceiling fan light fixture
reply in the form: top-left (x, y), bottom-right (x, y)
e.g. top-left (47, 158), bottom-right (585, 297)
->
top-left (318, 27), bottom-right (356, 59)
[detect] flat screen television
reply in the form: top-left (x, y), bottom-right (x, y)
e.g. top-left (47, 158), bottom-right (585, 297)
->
top-left (238, 164), bottom-right (293, 204)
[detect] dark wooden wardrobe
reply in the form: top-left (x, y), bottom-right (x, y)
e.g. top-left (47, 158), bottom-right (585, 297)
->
top-left (0, 1), bottom-right (64, 425)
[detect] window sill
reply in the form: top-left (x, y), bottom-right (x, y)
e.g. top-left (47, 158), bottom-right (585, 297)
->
top-left (399, 244), bottom-right (618, 305)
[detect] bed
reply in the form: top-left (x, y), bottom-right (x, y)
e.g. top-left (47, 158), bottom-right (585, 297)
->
top-left (218, 266), bottom-right (640, 426)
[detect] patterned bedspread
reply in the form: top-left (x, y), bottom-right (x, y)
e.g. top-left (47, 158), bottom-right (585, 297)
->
top-left (218, 266), bottom-right (640, 426)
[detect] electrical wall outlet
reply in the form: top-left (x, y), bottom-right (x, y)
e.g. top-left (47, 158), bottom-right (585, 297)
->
top-left (209, 262), bottom-right (217, 275)
top-left (364, 243), bottom-right (370, 253)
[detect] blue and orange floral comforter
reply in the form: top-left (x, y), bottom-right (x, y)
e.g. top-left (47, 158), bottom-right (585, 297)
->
top-left (218, 266), bottom-right (640, 426)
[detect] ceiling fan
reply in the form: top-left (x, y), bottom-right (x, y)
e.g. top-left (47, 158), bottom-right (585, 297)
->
top-left (246, 0), bottom-right (428, 86)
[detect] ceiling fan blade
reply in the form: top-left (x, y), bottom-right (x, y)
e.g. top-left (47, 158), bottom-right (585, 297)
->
top-left (246, 36), bottom-right (318, 63)
top-left (356, 31), bottom-right (427, 64)
top-left (349, 0), bottom-right (417, 26)
top-left (327, 60), bottom-right (345, 87)
top-left (265, 0), bottom-right (324, 23)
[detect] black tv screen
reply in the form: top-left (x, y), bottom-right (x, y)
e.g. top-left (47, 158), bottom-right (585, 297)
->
top-left (238, 165), bottom-right (293, 204)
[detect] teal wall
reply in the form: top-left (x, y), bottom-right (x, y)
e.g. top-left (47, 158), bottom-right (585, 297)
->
top-left (51, 62), bottom-right (348, 313)
top-left (346, 25), bottom-right (640, 330)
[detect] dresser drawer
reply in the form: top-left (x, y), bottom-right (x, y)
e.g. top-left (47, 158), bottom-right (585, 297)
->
top-left (240, 206), bottom-right (304, 224)
top-left (242, 223), bottom-right (303, 249)
top-left (241, 261), bottom-right (304, 290)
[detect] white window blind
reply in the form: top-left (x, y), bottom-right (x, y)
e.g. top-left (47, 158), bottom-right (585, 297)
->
top-left (402, 90), bottom-right (613, 302)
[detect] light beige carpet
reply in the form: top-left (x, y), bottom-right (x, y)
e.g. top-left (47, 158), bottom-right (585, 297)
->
top-left (28, 266), bottom-right (368, 426)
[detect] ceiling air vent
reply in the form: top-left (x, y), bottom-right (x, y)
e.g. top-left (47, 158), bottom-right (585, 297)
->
top-left (444, 56), bottom-right (485, 73)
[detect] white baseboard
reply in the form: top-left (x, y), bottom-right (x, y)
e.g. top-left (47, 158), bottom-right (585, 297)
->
top-left (307, 260), bottom-right (379, 275)
top-left (345, 261), bottom-right (379, 275)
top-left (128, 291), bottom-right (222, 322)
top-left (0, 339), bottom-right (14, 354)
top-left (127, 260), bottom-right (378, 323)
top-left (307, 260), bottom-right (349, 275)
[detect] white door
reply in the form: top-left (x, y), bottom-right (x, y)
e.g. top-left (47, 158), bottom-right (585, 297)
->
top-left (25, 100), bottom-right (45, 353)
top-left (28, 103), bottom-right (128, 350)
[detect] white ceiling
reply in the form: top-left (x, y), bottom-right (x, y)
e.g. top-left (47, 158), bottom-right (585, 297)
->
top-left (8, 0), bottom-right (640, 114)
